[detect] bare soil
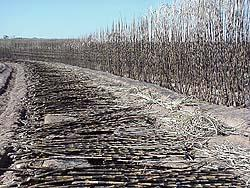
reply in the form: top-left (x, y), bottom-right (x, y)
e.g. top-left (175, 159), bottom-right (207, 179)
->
top-left (0, 61), bottom-right (27, 185)
top-left (0, 62), bottom-right (26, 150)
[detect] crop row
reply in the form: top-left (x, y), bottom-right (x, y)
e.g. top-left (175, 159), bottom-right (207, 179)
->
top-left (0, 0), bottom-right (249, 106)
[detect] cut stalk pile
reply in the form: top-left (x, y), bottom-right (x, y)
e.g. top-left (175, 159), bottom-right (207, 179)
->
top-left (0, 60), bottom-right (245, 187)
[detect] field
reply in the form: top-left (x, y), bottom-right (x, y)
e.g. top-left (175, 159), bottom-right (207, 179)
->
top-left (0, 0), bottom-right (250, 187)
top-left (0, 59), bottom-right (248, 187)
top-left (1, 0), bottom-right (249, 107)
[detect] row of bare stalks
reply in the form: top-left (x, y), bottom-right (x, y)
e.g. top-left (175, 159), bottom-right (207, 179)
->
top-left (0, 0), bottom-right (249, 107)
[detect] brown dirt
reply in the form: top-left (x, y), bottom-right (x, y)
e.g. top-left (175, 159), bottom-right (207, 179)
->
top-left (0, 62), bottom-right (27, 184)
top-left (0, 62), bottom-right (26, 146)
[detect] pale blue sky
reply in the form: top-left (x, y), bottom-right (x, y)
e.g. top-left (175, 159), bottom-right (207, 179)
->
top-left (1, 0), bottom-right (171, 39)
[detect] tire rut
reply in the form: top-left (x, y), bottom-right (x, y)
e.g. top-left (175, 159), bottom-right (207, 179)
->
top-left (0, 63), bottom-right (13, 115)
top-left (0, 62), bottom-right (27, 184)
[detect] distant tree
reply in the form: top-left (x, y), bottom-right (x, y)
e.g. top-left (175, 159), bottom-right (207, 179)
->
top-left (3, 35), bottom-right (9, 39)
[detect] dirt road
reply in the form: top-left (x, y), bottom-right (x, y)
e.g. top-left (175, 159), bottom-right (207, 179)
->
top-left (0, 60), bottom-right (249, 187)
top-left (0, 61), bottom-right (26, 183)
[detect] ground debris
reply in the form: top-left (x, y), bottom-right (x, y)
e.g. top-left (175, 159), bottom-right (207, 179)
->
top-left (1, 61), bottom-right (246, 187)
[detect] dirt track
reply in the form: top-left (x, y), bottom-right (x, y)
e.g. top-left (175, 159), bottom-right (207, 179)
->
top-left (0, 60), bottom-right (249, 187)
top-left (0, 62), bottom-right (26, 182)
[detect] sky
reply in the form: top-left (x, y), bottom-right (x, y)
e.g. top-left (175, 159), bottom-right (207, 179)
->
top-left (1, 0), bottom-right (172, 39)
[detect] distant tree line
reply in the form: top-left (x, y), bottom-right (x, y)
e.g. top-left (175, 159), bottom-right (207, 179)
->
top-left (0, 0), bottom-right (249, 107)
